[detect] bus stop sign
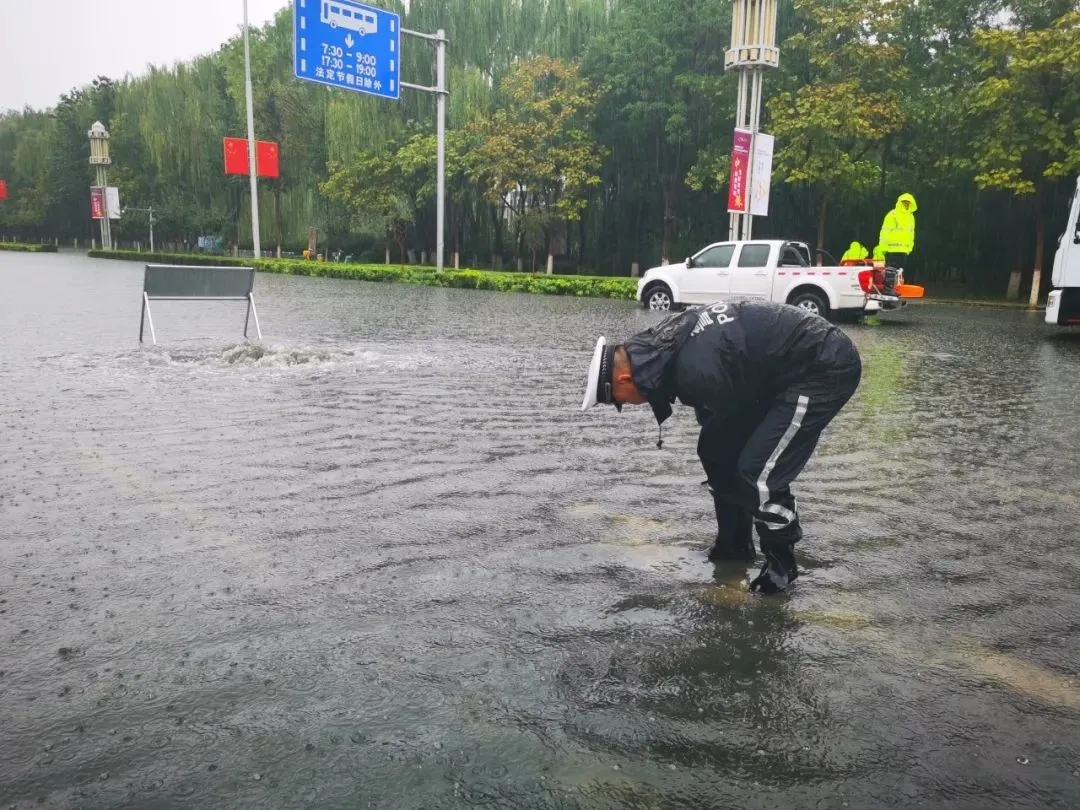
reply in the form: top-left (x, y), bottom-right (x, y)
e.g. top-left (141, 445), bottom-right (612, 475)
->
top-left (294, 0), bottom-right (401, 100)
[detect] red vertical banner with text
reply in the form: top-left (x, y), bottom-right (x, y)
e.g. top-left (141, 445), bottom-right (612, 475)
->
top-left (727, 128), bottom-right (753, 214)
top-left (90, 186), bottom-right (106, 219)
top-left (0, 179), bottom-right (8, 200)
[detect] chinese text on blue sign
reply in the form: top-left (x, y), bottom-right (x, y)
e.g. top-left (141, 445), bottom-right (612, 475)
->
top-left (293, 0), bottom-right (401, 100)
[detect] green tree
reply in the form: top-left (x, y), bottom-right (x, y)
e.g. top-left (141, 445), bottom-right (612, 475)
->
top-left (954, 11), bottom-right (1080, 304)
top-left (467, 56), bottom-right (604, 273)
top-left (584, 0), bottom-right (732, 268)
top-left (765, 0), bottom-right (907, 255)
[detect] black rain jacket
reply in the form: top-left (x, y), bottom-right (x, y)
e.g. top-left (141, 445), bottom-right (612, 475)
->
top-left (624, 300), bottom-right (859, 426)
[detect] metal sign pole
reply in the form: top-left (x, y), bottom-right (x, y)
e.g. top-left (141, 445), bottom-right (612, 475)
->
top-left (293, 3), bottom-right (446, 270)
top-left (401, 28), bottom-right (448, 273)
top-left (436, 30), bottom-right (446, 274)
top-left (243, 0), bottom-right (261, 258)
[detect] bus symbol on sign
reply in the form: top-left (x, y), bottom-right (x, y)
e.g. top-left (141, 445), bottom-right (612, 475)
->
top-left (322, 0), bottom-right (377, 35)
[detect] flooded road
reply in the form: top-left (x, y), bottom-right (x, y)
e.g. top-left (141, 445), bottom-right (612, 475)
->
top-left (2, 251), bottom-right (1080, 808)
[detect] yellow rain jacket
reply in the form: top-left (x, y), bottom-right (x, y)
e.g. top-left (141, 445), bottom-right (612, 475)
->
top-left (878, 193), bottom-right (917, 254)
top-left (840, 241), bottom-right (869, 263)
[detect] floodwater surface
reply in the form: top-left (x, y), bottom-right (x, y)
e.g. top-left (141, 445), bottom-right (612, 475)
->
top-left (2, 251), bottom-right (1080, 808)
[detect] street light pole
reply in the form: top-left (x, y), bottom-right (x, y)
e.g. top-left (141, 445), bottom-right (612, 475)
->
top-left (725, 0), bottom-right (779, 241)
top-left (243, 0), bottom-right (261, 258)
top-left (88, 121), bottom-right (112, 250)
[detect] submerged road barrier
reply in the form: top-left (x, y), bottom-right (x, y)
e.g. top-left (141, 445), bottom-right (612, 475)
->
top-left (139, 263), bottom-right (262, 345)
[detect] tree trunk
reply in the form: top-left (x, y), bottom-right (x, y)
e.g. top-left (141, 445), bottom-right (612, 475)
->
top-left (396, 222), bottom-right (408, 266)
top-left (1029, 181), bottom-right (1046, 309)
top-left (453, 215), bottom-right (460, 269)
top-left (273, 185), bottom-right (283, 257)
top-left (577, 216), bottom-right (586, 273)
top-left (489, 203), bottom-right (504, 269)
top-left (1006, 266), bottom-right (1022, 300)
top-left (634, 197), bottom-right (645, 274)
top-left (816, 193), bottom-right (829, 265)
top-left (546, 227), bottom-right (554, 275)
top-left (661, 202), bottom-right (674, 265)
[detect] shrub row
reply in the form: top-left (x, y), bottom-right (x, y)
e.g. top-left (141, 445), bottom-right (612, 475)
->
top-left (86, 250), bottom-right (640, 301)
top-left (0, 242), bottom-right (59, 253)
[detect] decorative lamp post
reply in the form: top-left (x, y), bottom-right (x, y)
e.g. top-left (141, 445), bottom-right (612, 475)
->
top-left (88, 121), bottom-right (112, 250)
top-left (724, 0), bottom-right (779, 241)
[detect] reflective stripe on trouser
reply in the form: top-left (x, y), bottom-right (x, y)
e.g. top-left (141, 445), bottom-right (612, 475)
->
top-left (753, 394), bottom-right (809, 533)
top-left (735, 369), bottom-right (861, 546)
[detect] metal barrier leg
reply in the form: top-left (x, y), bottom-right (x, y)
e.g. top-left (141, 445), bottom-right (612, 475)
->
top-left (143, 293), bottom-right (158, 345)
top-left (248, 294), bottom-right (262, 341)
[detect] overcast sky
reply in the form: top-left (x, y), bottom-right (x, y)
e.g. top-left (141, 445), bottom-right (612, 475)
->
top-left (0, 0), bottom-right (288, 113)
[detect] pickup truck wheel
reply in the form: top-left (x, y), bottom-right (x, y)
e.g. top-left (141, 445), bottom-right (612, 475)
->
top-left (789, 289), bottom-right (830, 319)
top-left (644, 284), bottom-right (674, 312)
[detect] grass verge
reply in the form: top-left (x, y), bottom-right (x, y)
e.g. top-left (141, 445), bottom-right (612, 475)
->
top-left (0, 242), bottom-right (59, 253)
top-left (86, 249), bottom-right (639, 301)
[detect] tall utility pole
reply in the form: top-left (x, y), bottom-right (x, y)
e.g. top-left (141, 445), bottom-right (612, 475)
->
top-left (725, 0), bottom-right (779, 241)
top-left (243, 0), bottom-right (261, 258)
top-left (88, 121), bottom-right (112, 250)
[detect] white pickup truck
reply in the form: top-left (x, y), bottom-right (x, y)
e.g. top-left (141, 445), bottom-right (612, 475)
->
top-left (635, 239), bottom-right (900, 321)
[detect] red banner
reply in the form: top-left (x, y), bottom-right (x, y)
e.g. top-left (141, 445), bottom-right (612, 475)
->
top-left (90, 186), bottom-right (106, 219)
top-left (256, 140), bottom-right (280, 179)
top-left (0, 179), bottom-right (7, 201)
top-left (223, 136), bottom-right (248, 175)
top-left (224, 137), bottom-right (280, 178)
top-left (727, 128), bottom-right (753, 214)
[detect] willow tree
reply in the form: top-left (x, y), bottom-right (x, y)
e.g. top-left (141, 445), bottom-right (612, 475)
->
top-left (584, 0), bottom-right (733, 268)
top-left (467, 56), bottom-right (604, 273)
top-left (765, 0), bottom-right (907, 256)
top-left (0, 111), bottom-right (53, 235)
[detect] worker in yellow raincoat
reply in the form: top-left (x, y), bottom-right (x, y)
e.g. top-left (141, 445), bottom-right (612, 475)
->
top-left (877, 193), bottom-right (918, 282)
top-left (840, 241), bottom-right (870, 265)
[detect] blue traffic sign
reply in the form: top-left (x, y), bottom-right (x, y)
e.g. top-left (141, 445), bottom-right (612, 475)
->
top-left (293, 0), bottom-right (401, 100)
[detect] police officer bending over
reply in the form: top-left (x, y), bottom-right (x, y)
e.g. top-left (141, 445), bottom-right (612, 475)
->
top-left (581, 300), bottom-right (862, 595)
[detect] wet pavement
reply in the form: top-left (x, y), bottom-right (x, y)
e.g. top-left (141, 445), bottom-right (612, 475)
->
top-left (2, 250), bottom-right (1080, 809)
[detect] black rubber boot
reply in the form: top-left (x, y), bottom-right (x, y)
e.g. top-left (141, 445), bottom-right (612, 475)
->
top-left (882, 266), bottom-right (899, 296)
top-left (706, 491), bottom-right (756, 563)
top-left (749, 541), bottom-right (799, 594)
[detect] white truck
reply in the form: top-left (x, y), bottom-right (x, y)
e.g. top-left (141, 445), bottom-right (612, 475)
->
top-left (1045, 176), bottom-right (1080, 327)
top-left (636, 239), bottom-right (905, 321)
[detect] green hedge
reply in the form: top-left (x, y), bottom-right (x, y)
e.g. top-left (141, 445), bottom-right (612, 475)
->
top-left (0, 242), bottom-right (59, 253)
top-left (86, 249), bottom-right (639, 301)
